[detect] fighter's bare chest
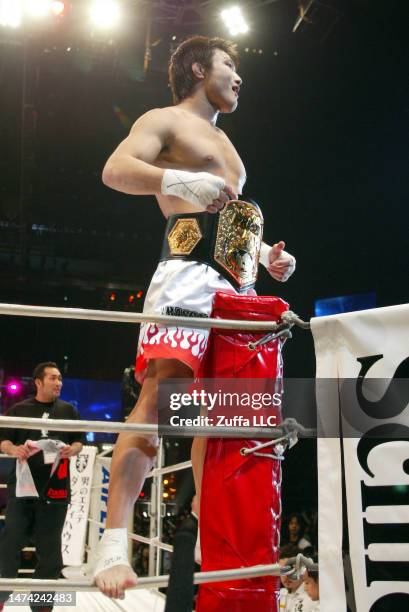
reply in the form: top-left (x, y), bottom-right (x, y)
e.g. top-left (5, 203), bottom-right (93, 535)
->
top-left (159, 128), bottom-right (244, 179)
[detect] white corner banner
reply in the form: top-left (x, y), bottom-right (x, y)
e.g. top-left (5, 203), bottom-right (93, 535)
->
top-left (62, 445), bottom-right (97, 566)
top-left (88, 455), bottom-right (111, 566)
top-left (311, 303), bottom-right (409, 611)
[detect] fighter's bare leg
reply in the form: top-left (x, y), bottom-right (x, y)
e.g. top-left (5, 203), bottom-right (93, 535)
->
top-left (191, 437), bottom-right (207, 563)
top-left (191, 437), bottom-right (207, 514)
top-left (95, 358), bottom-right (192, 599)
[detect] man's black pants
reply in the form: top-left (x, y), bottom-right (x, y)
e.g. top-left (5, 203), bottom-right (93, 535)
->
top-left (0, 497), bottom-right (67, 610)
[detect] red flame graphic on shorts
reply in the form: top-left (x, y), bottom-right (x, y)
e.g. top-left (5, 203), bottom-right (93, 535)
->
top-left (145, 324), bottom-right (159, 343)
top-left (185, 331), bottom-right (200, 352)
top-left (141, 324), bottom-right (206, 358)
top-left (136, 323), bottom-right (208, 383)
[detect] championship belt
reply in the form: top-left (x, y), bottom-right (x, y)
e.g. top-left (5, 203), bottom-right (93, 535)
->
top-left (160, 200), bottom-right (263, 292)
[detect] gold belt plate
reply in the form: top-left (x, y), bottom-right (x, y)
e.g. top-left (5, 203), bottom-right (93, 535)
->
top-left (214, 200), bottom-right (263, 289)
top-left (167, 218), bottom-right (203, 255)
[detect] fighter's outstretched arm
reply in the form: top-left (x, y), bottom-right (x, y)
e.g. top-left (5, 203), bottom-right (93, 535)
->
top-left (260, 240), bottom-right (296, 282)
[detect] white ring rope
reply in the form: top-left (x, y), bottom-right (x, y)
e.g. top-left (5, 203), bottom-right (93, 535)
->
top-left (0, 415), bottom-right (156, 435)
top-left (91, 460), bottom-right (193, 490)
top-left (0, 302), bottom-right (310, 330)
top-left (0, 303), bottom-right (280, 331)
top-left (0, 415), bottom-right (312, 439)
top-left (0, 564), bottom-right (284, 591)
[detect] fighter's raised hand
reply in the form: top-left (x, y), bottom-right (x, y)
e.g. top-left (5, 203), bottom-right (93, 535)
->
top-left (161, 169), bottom-right (234, 213)
top-left (206, 184), bottom-right (237, 213)
top-left (260, 240), bottom-right (296, 282)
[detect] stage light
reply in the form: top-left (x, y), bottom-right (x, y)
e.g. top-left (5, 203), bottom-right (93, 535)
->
top-left (6, 381), bottom-right (22, 395)
top-left (128, 294), bottom-right (135, 303)
top-left (221, 6), bottom-right (248, 36)
top-left (109, 292), bottom-right (116, 301)
top-left (50, 0), bottom-right (64, 16)
top-left (24, 0), bottom-right (49, 18)
top-left (90, 0), bottom-right (120, 29)
top-left (136, 290), bottom-right (143, 299)
top-left (0, 0), bottom-right (23, 28)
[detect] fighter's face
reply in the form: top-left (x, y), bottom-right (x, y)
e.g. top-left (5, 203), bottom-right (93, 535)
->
top-left (204, 49), bottom-right (242, 113)
top-left (36, 367), bottom-right (63, 401)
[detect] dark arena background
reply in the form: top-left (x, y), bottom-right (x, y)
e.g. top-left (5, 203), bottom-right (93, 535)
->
top-left (0, 0), bottom-right (408, 603)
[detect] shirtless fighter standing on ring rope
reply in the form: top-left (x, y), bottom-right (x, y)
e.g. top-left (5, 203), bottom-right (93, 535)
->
top-left (94, 36), bottom-right (296, 598)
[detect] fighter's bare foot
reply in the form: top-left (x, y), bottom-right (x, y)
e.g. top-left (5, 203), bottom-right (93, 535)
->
top-left (93, 528), bottom-right (136, 599)
top-left (95, 564), bottom-right (137, 599)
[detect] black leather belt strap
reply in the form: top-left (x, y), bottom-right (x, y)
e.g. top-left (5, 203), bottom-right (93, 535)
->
top-left (160, 211), bottom-right (249, 292)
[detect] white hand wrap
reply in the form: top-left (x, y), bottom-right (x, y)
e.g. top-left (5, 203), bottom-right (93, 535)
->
top-left (259, 242), bottom-right (271, 268)
top-left (93, 528), bottom-right (131, 578)
top-left (161, 169), bottom-right (225, 210)
top-left (281, 259), bottom-right (296, 281)
top-left (259, 243), bottom-right (296, 281)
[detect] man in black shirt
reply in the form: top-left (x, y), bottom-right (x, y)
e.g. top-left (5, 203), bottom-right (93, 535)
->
top-left (0, 362), bottom-right (85, 612)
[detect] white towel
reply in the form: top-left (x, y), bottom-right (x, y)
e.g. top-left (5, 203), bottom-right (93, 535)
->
top-left (16, 439), bottom-right (67, 498)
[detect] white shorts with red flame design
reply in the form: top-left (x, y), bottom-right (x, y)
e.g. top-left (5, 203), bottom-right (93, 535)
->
top-left (135, 260), bottom-right (253, 382)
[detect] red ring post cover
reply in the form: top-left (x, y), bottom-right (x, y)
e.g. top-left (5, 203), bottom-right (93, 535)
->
top-left (196, 291), bottom-right (289, 612)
